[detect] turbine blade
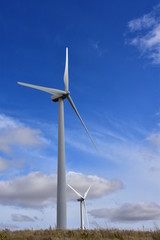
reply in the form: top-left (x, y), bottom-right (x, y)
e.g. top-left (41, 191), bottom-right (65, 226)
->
top-left (84, 185), bottom-right (91, 199)
top-left (67, 95), bottom-right (97, 151)
top-left (67, 184), bottom-right (83, 199)
top-left (18, 82), bottom-right (66, 96)
top-left (64, 48), bottom-right (69, 91)
top-left (83, 201), bottom-right (89, 229)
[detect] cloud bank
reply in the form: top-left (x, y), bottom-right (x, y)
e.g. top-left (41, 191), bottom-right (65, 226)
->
top-left (89, 202), bottom-right (160, 222)
top-left (0, 171), bottom-right (123, 208)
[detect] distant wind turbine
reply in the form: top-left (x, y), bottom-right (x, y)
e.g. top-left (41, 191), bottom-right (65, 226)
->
top-left (68, 184), bottom-right (91, 230)
top-left (18, 48), bottom-right (96, 229)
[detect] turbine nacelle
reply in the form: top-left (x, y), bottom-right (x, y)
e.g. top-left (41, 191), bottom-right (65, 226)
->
top-left (77, 197), bottom-right (84, 202)
top-left (51, 91), bottom-right (70, 102)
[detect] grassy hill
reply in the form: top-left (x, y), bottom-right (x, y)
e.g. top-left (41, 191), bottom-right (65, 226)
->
top-left (0, 228), bottom-right (159, 240)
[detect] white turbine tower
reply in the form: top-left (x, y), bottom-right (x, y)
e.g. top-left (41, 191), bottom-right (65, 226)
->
top-left (17, 48), bottom-right (96, 229)
top-left (68, 184), bottom-right (91, 230)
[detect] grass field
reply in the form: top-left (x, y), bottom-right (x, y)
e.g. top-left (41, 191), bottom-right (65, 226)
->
top-left (0, 228), bottom-right (159, 240)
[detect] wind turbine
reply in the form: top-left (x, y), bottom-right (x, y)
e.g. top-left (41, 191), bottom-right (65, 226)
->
top-left (68, 184), bottom-right (91, 230)
top-left (17, 48), bottom-right (96, 229)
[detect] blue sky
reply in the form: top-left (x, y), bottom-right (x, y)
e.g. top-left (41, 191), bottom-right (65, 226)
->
top-left (0, 0), bottom-right (160, 230)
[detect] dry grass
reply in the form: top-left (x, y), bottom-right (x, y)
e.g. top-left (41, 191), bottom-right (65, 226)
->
top-left (0, 228), bottom-right (159, 240)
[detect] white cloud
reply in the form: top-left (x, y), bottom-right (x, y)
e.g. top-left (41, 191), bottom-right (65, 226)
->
top-left (0, 114), bottom-right (44, 154)
top-left (127, 4), bottom-right (160, 64)
top-left (0, 127), bottom-right (42, 153)
top-left (128, 13), bottom-right (156, 32)
top-left (67, 172), bottom-right (123, 200)
top-left (0, 171), bottom-right (123, 208)
top-left (0, 172), bottom-right (57, 208)
top-left (11, 214), bottom-right (35, 222)
top-left (89, 202), bottom-right (160, 222)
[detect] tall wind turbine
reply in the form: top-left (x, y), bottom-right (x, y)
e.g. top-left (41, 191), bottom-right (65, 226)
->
top-left (18, 48), bottom-right (96, 229)
top-left (68, 184), bottom-right (91, 230)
